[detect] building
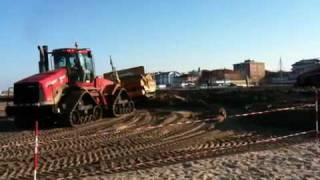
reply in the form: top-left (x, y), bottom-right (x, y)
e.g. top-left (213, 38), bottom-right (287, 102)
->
top-left (233, 59), bottom-right (265, 85)
top-left (0, 89), bottom-right (13, 98)
top-left (172, 73), bottom-right (199, 88)
top-left (291, 58), bottom-right (320, 79)
top-left (263, 70), bottom-right (295, 85)
top-left (155, 71), bottom-right (181, 88)
top-left (199, 69), bottom-right (248, 87)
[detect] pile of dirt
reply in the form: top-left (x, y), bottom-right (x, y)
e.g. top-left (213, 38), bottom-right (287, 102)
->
top-left (146, 87), bottom-right (316, 132)
top-left (239, 109), bottom-right (315, 131)
top-left (146, 87), bottom-right (315, 114)
top-left (141, 92), bottom-right (214, 110)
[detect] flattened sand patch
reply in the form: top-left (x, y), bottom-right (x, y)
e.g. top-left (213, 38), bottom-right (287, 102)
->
top-left (96, 141), bottom-right (320, 180)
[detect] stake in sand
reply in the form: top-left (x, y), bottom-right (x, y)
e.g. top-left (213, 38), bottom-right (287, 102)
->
top-left (34, 120), bottom-right (39, 180)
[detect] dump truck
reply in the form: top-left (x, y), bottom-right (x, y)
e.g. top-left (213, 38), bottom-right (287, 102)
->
top-left (104, 66), bottom-right (156, 99)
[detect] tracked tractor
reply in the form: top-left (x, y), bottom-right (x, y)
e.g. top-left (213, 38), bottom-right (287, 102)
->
top-left (6, 44), bottom-right (135, 128)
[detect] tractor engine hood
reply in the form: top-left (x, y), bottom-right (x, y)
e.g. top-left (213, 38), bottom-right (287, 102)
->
top-left (15, 68), bottom-right (69, 103)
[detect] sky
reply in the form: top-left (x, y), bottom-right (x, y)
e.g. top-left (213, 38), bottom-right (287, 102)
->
top-left (0, 0), bottom-right (320, 90)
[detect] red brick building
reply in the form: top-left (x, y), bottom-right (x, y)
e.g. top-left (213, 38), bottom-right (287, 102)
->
top-left (233, 59), bottom-right (265, 85)
top-left (199, 69), bottom-right (247, 87)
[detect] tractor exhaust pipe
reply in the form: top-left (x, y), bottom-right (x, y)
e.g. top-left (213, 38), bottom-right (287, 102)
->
top-left (38, 45), bottom-right (49, 73)
top-left (38, 46), bottom-right (45, 73)
top-left (43, 45), bottom-right (49, 72)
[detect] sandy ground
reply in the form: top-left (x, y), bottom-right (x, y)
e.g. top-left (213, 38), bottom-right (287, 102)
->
top-left (94, 140), bottom-right (320, 180)
top-left (0, 88), bottom-right (317, 179)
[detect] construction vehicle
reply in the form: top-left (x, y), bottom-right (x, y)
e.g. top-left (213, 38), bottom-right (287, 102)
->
top-left (6, 44), bottom-right (135, 128)
top-left (104, 66), bottom-right (156, 98)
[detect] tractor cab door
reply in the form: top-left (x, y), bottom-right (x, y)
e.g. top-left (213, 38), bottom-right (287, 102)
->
top-left (53, 49), bottom-right (95, 83)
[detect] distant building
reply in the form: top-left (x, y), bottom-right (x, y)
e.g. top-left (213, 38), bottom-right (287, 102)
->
top-left (233, 59), bottom-right (265, 85)
top-left (173, 73), bottom-right (199, 88)
top-left (0, 91), bottom-right (5, 97)
top-left (155, 71), bottom-right (181, 88)
top-left (291, 58), bottom-right (320, 79)
top-left (0, 89), bottom-right (13, 97)
top-left (263, 70), bottom-right (295, 85)
top-left (199, 69), bottom-right (248, 87)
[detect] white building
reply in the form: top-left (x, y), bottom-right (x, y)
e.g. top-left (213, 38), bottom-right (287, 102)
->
top-left (155, 71), bottom-right (181, 88)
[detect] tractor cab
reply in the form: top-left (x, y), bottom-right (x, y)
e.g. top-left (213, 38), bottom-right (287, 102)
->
top-left (52, 48), bottom-right (95, 83)
top-left (38, 45), bottom-right (96, 84)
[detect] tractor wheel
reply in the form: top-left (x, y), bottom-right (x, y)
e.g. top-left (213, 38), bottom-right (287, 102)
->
top-left (69, 110), bottom-right (81, 127)
top-left (93, 105), bottom-right (103, 120)
top-left (127, 100), bottom-right (135, 114)
top-left (110, 88), bottom-right (136, 117)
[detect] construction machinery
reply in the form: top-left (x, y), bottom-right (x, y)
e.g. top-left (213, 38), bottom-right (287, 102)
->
top-left (6, 44), bottom-right (135, 128)
top-left (104, 66), bottom-right (156, 98)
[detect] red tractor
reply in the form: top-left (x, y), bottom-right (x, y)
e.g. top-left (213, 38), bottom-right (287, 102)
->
top-left (6, 44), bottom-right (135, 128)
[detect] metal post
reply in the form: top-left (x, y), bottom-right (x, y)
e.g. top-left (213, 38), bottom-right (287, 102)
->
top-left (6, 87), bottom-right (13, 106)
top-left (316, 89), bottom-right (319, 137)
top-left (34, 120), bottom-right (39, 180)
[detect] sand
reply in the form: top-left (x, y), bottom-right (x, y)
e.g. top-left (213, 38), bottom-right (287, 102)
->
top-left (91, 140), bottom-right (320, 180)
top-left (0, 88), bottom-right (318, 179)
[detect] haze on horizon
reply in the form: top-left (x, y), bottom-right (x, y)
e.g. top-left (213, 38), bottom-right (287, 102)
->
top-left (0, 0), bottom-right (320, 90)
